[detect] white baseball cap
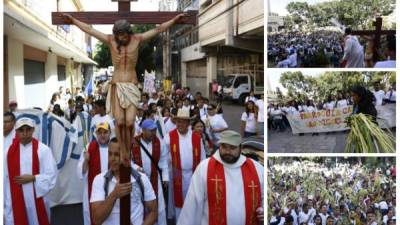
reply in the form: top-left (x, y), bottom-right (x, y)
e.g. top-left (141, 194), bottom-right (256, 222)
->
top-left (15, 118), bottom-right (35, 129)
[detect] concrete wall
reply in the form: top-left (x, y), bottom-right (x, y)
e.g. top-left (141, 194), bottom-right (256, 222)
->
top-left (199, 0), bottom-right (264, 46)
top-left (181, 43), bottom-right (206, 62)
top-left (7, 37), bottom-right (25, 107)
top-left (6, 36), bottom-right (86, 109)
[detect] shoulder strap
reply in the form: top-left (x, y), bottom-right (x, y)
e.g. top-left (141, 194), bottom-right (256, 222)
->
top-left (131, 168), bottom-right (145, 202)
top-left (103, 169), bottom-right (145, 203)
top-left (138, 140), bottom-right (163, 178)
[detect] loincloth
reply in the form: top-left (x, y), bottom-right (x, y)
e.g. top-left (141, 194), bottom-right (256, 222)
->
top-left (106, 82), bottom-right (141, 116)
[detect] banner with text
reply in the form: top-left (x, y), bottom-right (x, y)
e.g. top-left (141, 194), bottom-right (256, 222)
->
top-left (287, 104), bottom-right (395, 134)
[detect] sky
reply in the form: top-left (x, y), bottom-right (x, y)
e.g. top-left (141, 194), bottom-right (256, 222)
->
top-left (267, 70), bottom-right (323, 93)
top-left (80, 0), bottom-right (161, 49)
top-left (269, 0), bottom-right (331, 16)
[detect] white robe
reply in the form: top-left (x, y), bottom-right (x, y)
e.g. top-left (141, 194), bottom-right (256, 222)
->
top-left (76, 143), bottom-right (109, 225)
top-left (343, 35), bottom-right (364, 68)
top-left (177, 151), bottom-right (264, 225)
top-left (163, 129), bottom-right (206, 220)
top-left (4, 141), bottom-right (58, 225)
top-left (138, 138), bottom-right (170, 225)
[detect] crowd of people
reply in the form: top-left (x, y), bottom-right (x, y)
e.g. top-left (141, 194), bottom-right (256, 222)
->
top-left (268, 31), bottom-right (344, 68)
top-left (268, 82), bottom-right (396, 133)
top-left (268, 29), bottom-right (396, 68)
top-left (4, 83), bottom-right (264, 225)
top-left (268, 158), bottom-right (396, 225)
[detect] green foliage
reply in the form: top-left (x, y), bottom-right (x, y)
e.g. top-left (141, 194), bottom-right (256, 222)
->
top-left (285, 0), bottom-right (395, 30)
top-left (93, 24), bottom-right (158, 82)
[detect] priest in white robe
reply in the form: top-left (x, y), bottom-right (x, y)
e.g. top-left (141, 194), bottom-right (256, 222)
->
top-left (132, 119), bottom-right (170, 225)
top-left (342, 28), bottom-right (364, 68)
top-left (164, 109), bottom-right (206, 221)
top-left (77, 122), bottom-right (111, 225)
top-left (178, 130), bottom-right (264, 225)
top-left (4, 117), bottom-right (57, 225)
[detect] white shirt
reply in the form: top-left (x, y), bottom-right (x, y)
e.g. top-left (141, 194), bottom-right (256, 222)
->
top-left (198, 104), bottom-right (208, 118)
top-left (271, 109), bottom-right (283, 120)
top-left (289, 53), bottom-right (298, 67)
top-left (373, 90), bottom-right (385, 106)
top-left (319, 212), bottom-right (329, 225)
top-left (177, 151), bottom-right (264, 225)
top-left (163, 117), bottom-right (176, 134)
top-left (374, 60), bottom-right (396, 68)
top-left (201, 114), bottom-right (228, 143)
top-left (255, 99), bottom-right (264, 122)
top-left (323, 101), bottom-right (335, 110)
top-left (299, 210), bottom-right (315, 225)
top-left (385, 90), bottom-right (396, 102)
top-left (382, 215), bottom-right (395, 225)
top-left (148, 98), bottom-right (159, 105)
top-left (337, 99), bottom-right (348, 108)
top-left (241, 112), bottom-right (257, 133)
top-left (4, 141), bottom-right (58, 225)
top-left (90, 170), bottom-right (156, 225)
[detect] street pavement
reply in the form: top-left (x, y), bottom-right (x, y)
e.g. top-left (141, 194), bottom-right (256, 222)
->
top-left (268, 128), bottom-right (396, 153)
top-left (220, 101), bottom-right (243, 133)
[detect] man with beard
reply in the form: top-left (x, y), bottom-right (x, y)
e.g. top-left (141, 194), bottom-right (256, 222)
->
top-left (177, 130), bottom-right (264, 225)
top-left (63, 12), bottom-right (186, 166)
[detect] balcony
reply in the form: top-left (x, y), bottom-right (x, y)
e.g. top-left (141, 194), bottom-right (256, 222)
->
top-left (198, 0), bottom-right (264, 47)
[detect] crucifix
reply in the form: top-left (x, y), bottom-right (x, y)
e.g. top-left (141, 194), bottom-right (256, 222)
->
top-left (211, 174), bottom-right (223, 203)
top-left (248, 180), bottom-right (258, 223)
top-left (52, 1), bottom-right (196, 225)
top-left (350, 17), bottom-right (395, 62)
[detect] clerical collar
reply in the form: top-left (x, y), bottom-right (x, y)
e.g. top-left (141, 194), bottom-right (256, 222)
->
top-left (99, 143), bottom-right (108, 148)
top-left (214, 150), bottom-right (246, 169)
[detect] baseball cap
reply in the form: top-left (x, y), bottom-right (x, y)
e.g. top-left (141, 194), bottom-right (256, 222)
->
top-left (15, 118), bottom-right (35, 129)
top-left (219, 130), bottom-right (242, 147)
top-left (141, 119), bottom-right (157, 130)
top-left (95, 122), bottom-right (110, 132)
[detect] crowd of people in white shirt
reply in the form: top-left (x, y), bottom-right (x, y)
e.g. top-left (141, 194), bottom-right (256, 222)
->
top-left (268, 158), bottom-right (396, 225)
top-left (268, 83), bottom-right (396, 133)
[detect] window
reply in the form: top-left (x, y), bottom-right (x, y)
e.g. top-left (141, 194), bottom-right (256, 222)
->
top-left (233, 76), bottom-right (248, 88)
top-left (24, 59), bottom-right (45, 85)
top-left (58, 65), bottom-right (66, 81)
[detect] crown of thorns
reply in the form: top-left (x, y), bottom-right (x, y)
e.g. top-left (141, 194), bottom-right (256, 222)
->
top-left (113, 20), bottom-right (132, 35)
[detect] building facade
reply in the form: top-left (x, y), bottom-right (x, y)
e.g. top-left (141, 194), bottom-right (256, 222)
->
top-left (4, 0), bottom-right (95, 110)
top-left (164, 0), bottom-right (263, 98)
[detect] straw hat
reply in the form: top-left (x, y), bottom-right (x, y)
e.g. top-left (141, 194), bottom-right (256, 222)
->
top-left (174, 108), bottom-right (192, 120)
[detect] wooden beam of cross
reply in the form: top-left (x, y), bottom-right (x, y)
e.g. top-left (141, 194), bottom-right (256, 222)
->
top-left (350, 17), bottom-right (395, 62)
top-left (52, 0), bottom-right (197, 25)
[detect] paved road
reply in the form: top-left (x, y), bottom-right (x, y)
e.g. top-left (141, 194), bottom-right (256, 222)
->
top-left (268, 128), bottom-right (396, 153)
top-left (220, 101), bottom-right (244, 133)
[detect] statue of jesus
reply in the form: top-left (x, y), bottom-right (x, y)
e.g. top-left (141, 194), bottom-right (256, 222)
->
top-left (63, 13), bottom-right (186, 165)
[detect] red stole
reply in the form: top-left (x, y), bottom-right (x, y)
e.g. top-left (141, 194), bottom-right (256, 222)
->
top-left (169, 129), bottom-right (201, 208)
top-left (207, 157), bottom-right (261, 225)
top-left (7, 138), bottom-right (50, 225)
top-left (87, 140), bottom-right (102, 225)
top-left (131, 135), bottom-right (161, 194)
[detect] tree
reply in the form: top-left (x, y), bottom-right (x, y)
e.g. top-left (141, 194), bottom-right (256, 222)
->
top-left (93, 24), bottom-right (158, 82)
top-left (285, 0), bottom-right (395, 30)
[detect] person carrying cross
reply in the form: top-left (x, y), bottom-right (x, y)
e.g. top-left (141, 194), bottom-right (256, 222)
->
top-left (63, 12), bottom-right (187, 167)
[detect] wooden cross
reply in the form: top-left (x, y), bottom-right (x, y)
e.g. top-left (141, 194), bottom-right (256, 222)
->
top-left (350, 17), bottom-right (395, 62)
top-left (51, 2), bottom-right (196, 224)
top-left (52, 0), bottom-right (197, 25)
